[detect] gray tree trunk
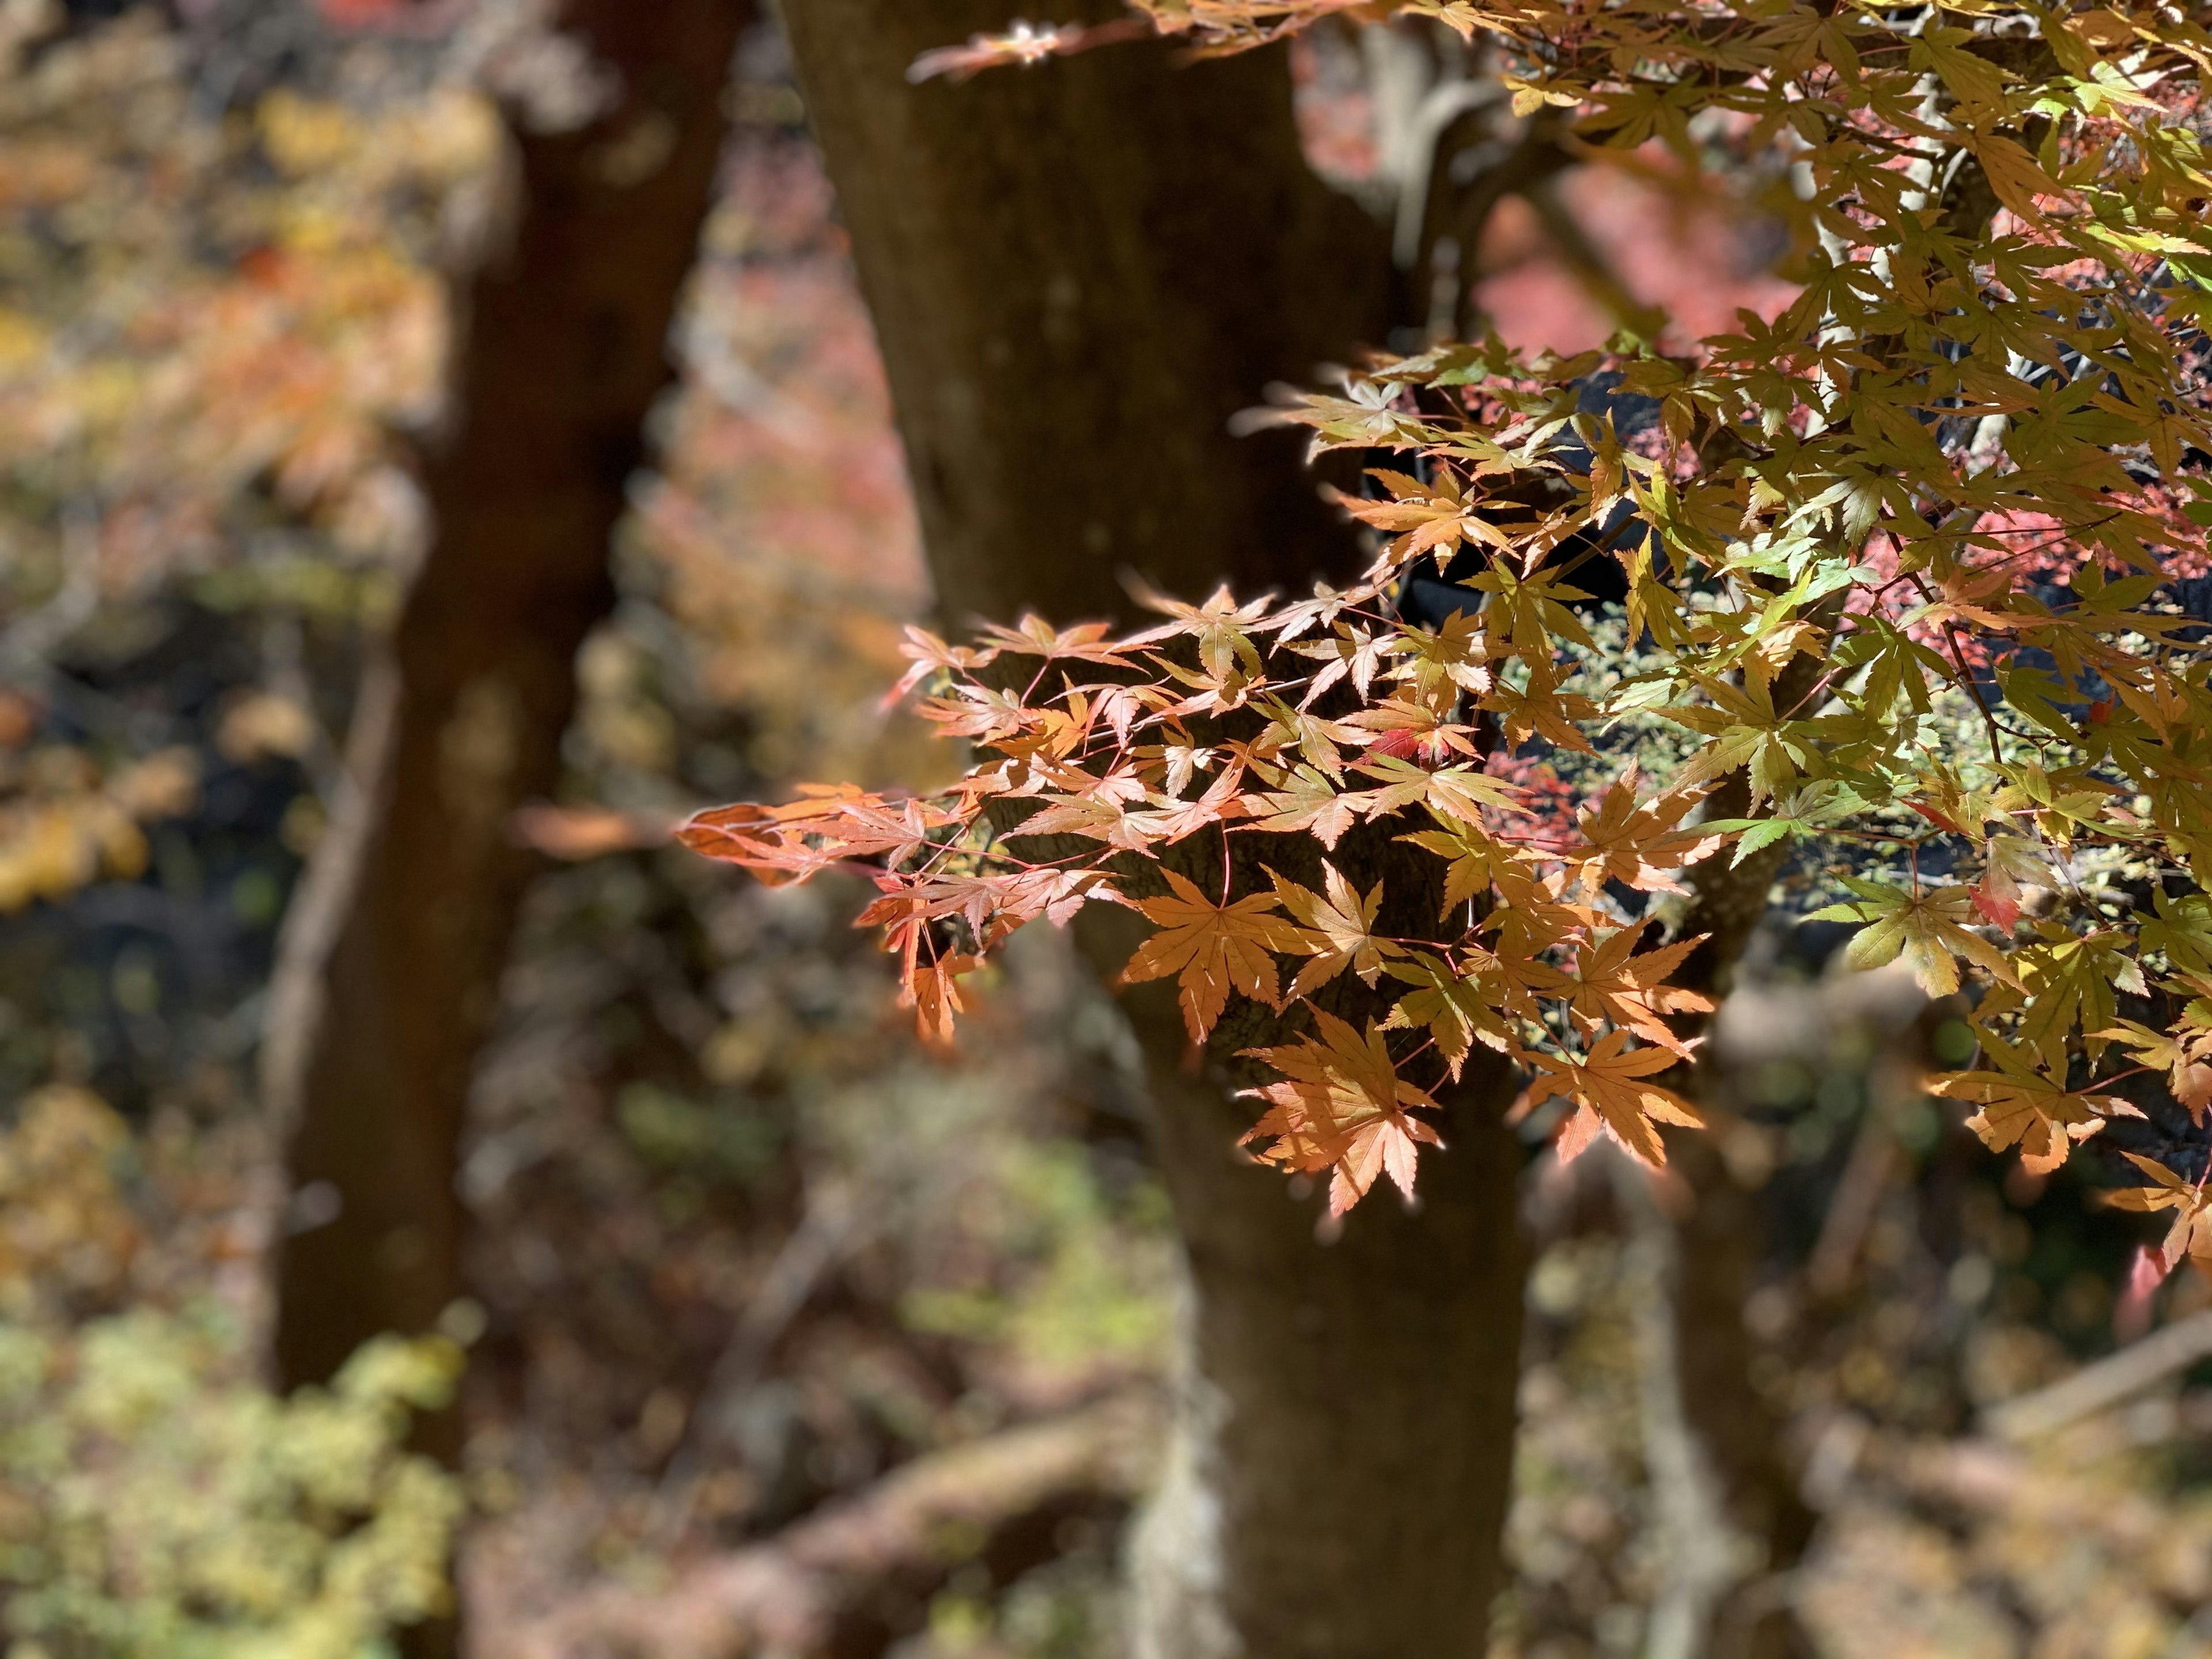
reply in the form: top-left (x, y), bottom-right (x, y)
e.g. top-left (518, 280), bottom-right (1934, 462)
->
top-left (780, 7), bottom-right (1529, 1653)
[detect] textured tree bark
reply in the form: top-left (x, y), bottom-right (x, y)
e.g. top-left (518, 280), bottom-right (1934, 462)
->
top-left (781, 0), bottom-right (1393, 626)
top-left (1125, 989), bottom-right (1527, 1659)
top-left (781, 9), bottom-right (1530, 1654)
top-left (264, 0), bottom-right (749, 1406)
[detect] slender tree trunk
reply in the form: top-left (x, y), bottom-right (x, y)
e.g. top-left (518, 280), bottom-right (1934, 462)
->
top-left (1660, 772), bottom-right (1823, 1659)
top-left (263, 0), bottom-right (749, 1402)
top-left (781, 9), bottom-right (1529, 1653)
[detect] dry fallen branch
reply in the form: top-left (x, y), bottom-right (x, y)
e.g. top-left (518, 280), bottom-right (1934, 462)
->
top-left (489, 1391), bottom-right (1162, 1659)
top-left (1980, 1308), bottom-right (2212, 1444)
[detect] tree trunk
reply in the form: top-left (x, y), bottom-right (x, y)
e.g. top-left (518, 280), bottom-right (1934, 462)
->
top-left (263, 0), bottom-right (749, 1402)
top-left (1126, 987), bottom-right (1527, 1659)
top-left (780, 0), bottom-right (1393, 626)
top-left (1658, 771), bottom-right (1823, 1659)
top-left (781, 10), bottom-right (1529, 1653)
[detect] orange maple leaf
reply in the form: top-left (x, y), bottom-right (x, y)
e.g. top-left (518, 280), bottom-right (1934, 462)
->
top-left (904, 952), bottom-right (980, 1046)
top-left (1561, 764), bottom-right (1721, 895)
top-left (1268, 863), bottom-right (1404, 998)
top-left (1119, 868), bottom-right (1306, 1042)
top-left (1524, 1030), bottom-right (1705, 1169)
top-left (1550, 926), bottom-right (1714, 1056)
top-left (1929, 1033), bottom-right (2136, 1176)
top-left (2104, 1152), bottom-right (2212, 1268)
top-left (1240, 1009), bottom-right (1444, 1213)
top-left (679, 786), bottom-right (959, 885)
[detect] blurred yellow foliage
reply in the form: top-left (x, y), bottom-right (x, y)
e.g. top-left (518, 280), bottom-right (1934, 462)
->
top-left (0, 747), bottom-right (196, 913)
top-left (0, 1086), bottom-right (464, 1657)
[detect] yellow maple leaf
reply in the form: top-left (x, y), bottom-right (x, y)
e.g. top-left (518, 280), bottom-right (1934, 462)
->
top-left (1268, 863), bottom-right (1405, 998)
top-left (1930, 1032), bottom-right (2136, 1176)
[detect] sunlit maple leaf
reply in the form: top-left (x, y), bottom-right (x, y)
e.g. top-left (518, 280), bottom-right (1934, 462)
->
top-left (2104, 1152), bottom-right (2212, 1268)
top-left (1287, 622), bottom-right (1391, 709)
top-left (1549, 926), bottom-right (1713, 1057)
top-left (1338, 465), bottom-right (1509, 566)
top-left (2101, 1005), bottom-right (2212, 1126)
top-left (1123, 762), bottom-right (1253, 847)
top-left (679, 786), bottom-right (961, 885)
top-left (1268, 863), bottom-right (1405, 997)
top-left (1119, 868), bottom-right (1306, 1042)
top-left (1524, 1030), bottom-right (1705, 1169)
top-left (904, 951), bottom-right (980, 1045)
top-left (885, 625), bottom-right (998, 705)
top-left (1244, 766), bottom-right (1370, 849)
top-left (1379, 949), bottom-right (1512, 1079)
top-left (1559, 764), bottom-right (1720, 896)
top-left (1929, 1031), bottom-right (2138, 1176)
top-left (1239, 1009), bottom-right (1444, 1213)
top-left (1809, 878), bottom-right (2021, 998)
top-left (1399, 820), bottom-right (1512, 917)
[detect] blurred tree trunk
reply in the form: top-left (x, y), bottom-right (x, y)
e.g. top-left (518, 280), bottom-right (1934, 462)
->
top-left (1661, 772), bottom-right (1823, 1659)
top-left (781, 7), bottom-right (1528, 1655)
top-left (263, 0), bottom-right (749, 1422)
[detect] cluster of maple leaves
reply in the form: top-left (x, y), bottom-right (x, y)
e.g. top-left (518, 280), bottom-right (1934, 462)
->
top-left (691, 0), bottom-right (2212, 1239)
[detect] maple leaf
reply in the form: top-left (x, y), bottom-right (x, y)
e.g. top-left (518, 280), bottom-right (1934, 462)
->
top-left (1287, 622), bottom-right (1392, 709)
top-left (1344, 699), bottom-right (1483, 767)
top-left (1549, 926), bottom-right (1713, 1058)
top-left (1268, 863), bottom-right (1405, 997)
top-left (1356, 755), bottom-right (1523, 828)
top-left (1337, 465), bottom-right (1509, 567)
top-left (974, 613), bottom-right (1132, 665)
top-left (679, 787), bottom-right (960, 885)
top-left (1809, 878), bottom-right (2021, 998)
top-left (2101, 1001), bottom-right (2212, 1125)
top-left (885, 624), bottom-right (997, 704)
top-left (1399, 820), bottom-right (1512, 916)
top-left (1244, 765), bottom-right (1371, 850)
top-left (2104, 1152), bottom-right (2212, 1269)
top-left (2142, 889), bottom-right (2212, 977)
top-left (1523, 1029), bottom-right (1705, 1170)
top-left (1239, 1009), bottom-right (1444, 1213)
top-left (1391, 608), bottom-right (1495, 702)
top-left (903, 951), bottom-right (980, 1045)
top-left (2009, 927), bottom-right (2145, 1070)
top-left (1484, 661), bottom-right (1600, 753)
top-left (1119, 868), bottom-right (1306, 1043)
top-left (1486, 863), bottom-right (1604, 1001)
top-left (1253, 699), bottom-right (1361, 782)
top-left (1559, 764), bottom-right (1720, 896)
top-left (1123, 762), bottom-right (1253, 847)
top-left (1970, 832), bottom-right (2050, 931)
top-left (1379, 949), bottom-right (1512, 1080)
top-left (1929, 1032), bottom-right (2138, 1176)
top-left (1127, 581), bottom-right (1272, 685)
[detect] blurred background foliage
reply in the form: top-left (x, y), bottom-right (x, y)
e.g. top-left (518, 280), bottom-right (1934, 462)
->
top-left (4, 3), bottom-right (2212, 1657)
